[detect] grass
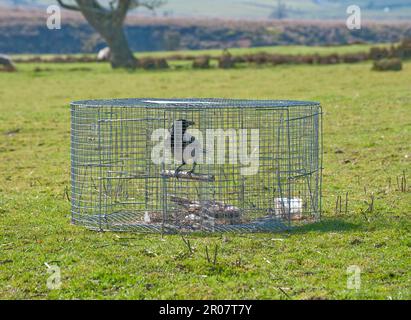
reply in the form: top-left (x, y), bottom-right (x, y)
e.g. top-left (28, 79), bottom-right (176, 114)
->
top-left (135, 44), bottom-right (386, 58)
top-left (10, 43), bottom-right (390, 61)
top-left (0, 59), bottom-right (410, 299)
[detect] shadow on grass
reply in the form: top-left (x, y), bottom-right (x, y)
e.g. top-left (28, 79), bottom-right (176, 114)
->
top-left (106, 218), bottom-right (364, 239)
top-left (289, 218), bottom-right (362, 234)
top-left (172, 218), bottom-right (362, 238)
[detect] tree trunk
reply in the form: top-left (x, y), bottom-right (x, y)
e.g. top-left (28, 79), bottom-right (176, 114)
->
top-left (102, 27), bottom-right (137, 69)
top-left (72, 0), bottom-right (137, 69)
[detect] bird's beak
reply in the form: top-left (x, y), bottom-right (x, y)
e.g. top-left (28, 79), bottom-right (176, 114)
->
top-left (187, 120), bottom-right (195, 126)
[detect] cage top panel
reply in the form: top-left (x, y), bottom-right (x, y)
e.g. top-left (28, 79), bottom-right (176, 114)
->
top-left (71, 98), bottom-right (320, 110)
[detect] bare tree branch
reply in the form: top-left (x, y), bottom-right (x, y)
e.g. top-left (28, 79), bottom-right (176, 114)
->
top-left (130, 0), bottom-right (167, 11)
top-left (58, 0), bottom-right (120, 16)
top-left (58, 0), bottom-right (166, 14)
top-left (116, 0), bottom-right (132, 20)
top-left (76, 0), bottom-right (114, 16)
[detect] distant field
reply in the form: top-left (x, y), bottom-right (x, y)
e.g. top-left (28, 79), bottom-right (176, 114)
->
top-left (2, 6), bottom-right (410, 54)
top-left (0, 53), bottom-right (410, 299)
top-left (157, 0), bottom-right (411, 20)
top-left (5, 0), bottom-right (411, 20)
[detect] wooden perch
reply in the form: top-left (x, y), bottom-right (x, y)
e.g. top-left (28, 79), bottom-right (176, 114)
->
top-left (161, 170), bottom-right (215, 182)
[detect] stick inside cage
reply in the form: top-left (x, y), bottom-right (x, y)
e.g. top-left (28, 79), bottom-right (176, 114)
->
top-left (70, 98), bottom-right (322, 233)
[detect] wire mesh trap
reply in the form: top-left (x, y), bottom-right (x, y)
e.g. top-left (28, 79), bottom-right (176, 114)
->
top-left (71, 98), bottom-right (322, 233)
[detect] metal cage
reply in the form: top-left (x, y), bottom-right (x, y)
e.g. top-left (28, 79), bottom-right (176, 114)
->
top-left (70, 98), bottom-right (322, 233)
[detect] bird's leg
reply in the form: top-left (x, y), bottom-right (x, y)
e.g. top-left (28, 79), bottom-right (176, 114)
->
top-left (174, 163), bottom-right (186, 177)
top-left (187, 162), bottom-right (197, 175)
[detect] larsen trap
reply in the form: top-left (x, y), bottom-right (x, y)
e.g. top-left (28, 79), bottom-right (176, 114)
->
top-left (70, 99), bottom-right (322, 233)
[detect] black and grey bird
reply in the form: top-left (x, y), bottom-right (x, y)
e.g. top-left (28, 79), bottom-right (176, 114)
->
top-left (168, 119), bottom-right (199, 174)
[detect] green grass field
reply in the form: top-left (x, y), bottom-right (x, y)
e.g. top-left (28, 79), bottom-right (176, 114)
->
top-left (11, 43), bottom-right (386, 61)
top-left (0, 57), bottom-right (410, 299)
top-left (138, 44), bottom-right (385, 58)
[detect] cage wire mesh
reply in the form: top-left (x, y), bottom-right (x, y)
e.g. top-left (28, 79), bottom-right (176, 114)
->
top-left (71, 98), bottom-right (322, 233)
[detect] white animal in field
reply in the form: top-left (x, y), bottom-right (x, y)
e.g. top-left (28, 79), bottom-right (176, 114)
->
top-left (0, 54), bottom-right (16, 72)
top-left (97, 47), bottom-right (111, 61)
